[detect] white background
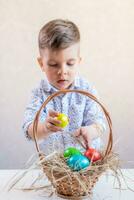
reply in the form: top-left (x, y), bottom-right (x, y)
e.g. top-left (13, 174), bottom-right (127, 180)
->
top-left (0, 0), bottom-right (134, 168)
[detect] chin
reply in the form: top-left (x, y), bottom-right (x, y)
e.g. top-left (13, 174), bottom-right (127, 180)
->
top-left (54, 85), bottom-right (66, 90)
top-left (54, 82), bottom-right (72, 90)
top-left (58, 86), bottom-right (67, 90)
top-left (60, 85), bottom-right (72, 90)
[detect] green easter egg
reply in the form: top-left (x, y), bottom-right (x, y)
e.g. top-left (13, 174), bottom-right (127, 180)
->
top-left (64, 147), bottom-right (81, 158)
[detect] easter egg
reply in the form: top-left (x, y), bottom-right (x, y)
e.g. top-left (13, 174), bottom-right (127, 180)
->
top-left (55, 113), bottom-right (69, 128)
top-left (64, 147), bottom-right (81, 158)
top-left (67, 154), bottom-right (90, 171)
top-left (84, 148), bottom-right (101, 162)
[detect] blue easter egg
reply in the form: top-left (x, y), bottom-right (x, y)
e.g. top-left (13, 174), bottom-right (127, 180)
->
top-left (67, 154), bottom-right (90, 171)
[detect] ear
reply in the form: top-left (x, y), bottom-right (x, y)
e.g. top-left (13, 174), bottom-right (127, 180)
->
top-left (37, 57), bottom-right (44, 71)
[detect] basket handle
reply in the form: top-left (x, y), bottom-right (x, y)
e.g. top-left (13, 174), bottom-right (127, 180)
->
top-left (33, 89), bottom-right (113, 159)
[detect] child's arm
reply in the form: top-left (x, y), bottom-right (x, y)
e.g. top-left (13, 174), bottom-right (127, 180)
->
top-left (22, 84), bottom-right (62, 141)
top-left (27, 110), bottom-right (63, 140)
top-left (74, 85), bottom-right (106, 148)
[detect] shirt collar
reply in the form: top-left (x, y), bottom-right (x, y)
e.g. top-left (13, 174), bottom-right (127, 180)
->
top-left (42, 76), bottom-right (81, 93)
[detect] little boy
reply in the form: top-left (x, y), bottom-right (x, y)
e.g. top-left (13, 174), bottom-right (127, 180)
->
top-left (22, 19), bottom-right (106, 154)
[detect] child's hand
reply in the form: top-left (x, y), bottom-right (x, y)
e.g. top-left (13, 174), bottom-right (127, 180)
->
top-left (43, 110), bottom-right (63, 134)
top-left (74, 124), bottom-right (102, 149)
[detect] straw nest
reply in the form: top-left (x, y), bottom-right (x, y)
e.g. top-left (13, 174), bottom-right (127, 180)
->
top-left (37, 150), bottom-right (119, 199)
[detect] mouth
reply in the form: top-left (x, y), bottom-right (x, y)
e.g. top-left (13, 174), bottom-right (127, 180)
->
top-left (57, 79), bottom-right (68, 83)
top-left (57, 79), bottom-right (68, 87)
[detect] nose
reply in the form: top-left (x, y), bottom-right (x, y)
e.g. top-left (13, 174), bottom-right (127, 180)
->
top-left (58, 65), bottom-right (68, 75)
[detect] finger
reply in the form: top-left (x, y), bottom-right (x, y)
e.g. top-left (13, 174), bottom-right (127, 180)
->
top-left (80, 128), bottom-right (90, 148)
top-left (47, 123), bottom-right (63, 132)
top-left (48, 117), bottom-right (61, 125)
top-left (81, 140), bottom-right (88, 149)
top-left (75, 134), bottom-right (88, 149)
top-left (74, 128), bottom-right (81, 137)
top-left (76, 128), bottom-right (89, 149)
top-left (48, 109), bottom-right (59, 117)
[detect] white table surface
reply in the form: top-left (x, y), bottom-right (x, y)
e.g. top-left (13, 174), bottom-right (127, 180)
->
top-left (0, 169), bottom-right (134, 200)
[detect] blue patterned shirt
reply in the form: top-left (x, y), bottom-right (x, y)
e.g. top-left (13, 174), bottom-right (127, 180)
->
top-left (22, 76), bottom-right (106, 154)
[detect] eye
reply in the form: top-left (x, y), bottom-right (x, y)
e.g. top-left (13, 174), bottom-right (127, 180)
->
top-left (67, 63), bottom-right (75, 66)
top-left (48, 64), bottom-right (58, 67)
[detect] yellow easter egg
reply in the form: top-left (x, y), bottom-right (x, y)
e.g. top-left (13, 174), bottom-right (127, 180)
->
top-left (55, 113), bottom-right (69, 128)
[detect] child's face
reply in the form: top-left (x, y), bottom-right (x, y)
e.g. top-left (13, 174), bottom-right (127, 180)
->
top-left (37, 43), bottom-right (81, 90)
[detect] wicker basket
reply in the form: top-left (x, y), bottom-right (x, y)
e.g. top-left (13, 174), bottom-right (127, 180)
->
top-left (32, 89), bottom-right (117, 199)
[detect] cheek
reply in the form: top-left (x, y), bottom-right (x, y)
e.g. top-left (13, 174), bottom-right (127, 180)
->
top-left (45, 69), bottom-right (57, 80)
top-left (69, 68), bottom-right (76, 77)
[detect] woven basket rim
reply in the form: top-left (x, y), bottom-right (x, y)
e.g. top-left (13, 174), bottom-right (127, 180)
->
top-left (32, 89), bottom-right (113, 159)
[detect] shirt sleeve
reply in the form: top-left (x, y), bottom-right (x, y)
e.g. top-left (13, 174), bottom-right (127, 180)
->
top-left (22, 87), bottom-right (46, 140)
top-left (82, 85), bottom-right (106, 132)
